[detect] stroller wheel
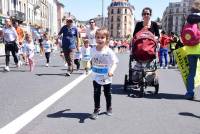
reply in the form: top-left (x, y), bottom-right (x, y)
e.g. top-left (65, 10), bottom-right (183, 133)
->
top-left (154, 78), bottom-right (159, 94)
top-left (124, 74), bottom-right (128, 91)
top-left (139, 85), bottom-right (144, 97)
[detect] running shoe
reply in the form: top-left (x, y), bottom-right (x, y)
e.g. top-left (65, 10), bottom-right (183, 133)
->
top-left (90, 109), bottom-right (100, 120)
top-left (4, 66), bottom-right (10, 72)
top-left (106, 108), bottom-right (112, 116)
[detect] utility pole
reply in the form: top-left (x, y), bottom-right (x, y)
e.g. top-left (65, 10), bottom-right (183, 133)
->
top-left (102, 0), bottom-right (104, 27)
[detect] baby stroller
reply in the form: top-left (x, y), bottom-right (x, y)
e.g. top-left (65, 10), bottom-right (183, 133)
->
top-left (124, 29), bottom-right (159, 97)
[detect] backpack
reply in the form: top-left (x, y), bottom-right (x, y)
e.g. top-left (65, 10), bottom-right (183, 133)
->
top-left (181, 23), bottom-right (200, 46)
top-left (132, 29), bottom-right (157, 62)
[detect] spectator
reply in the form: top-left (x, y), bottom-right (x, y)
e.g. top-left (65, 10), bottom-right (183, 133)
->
top-left (184, 0), bottom-right (200, 100)
top-left (159, 30), bottom-right (172, 69)
top-left (58, 17), bottom-right (80, 76)
top-left (14, 21), bottom-right (25, 66)
top-left (86, 19), bottom-right (99, 48)
top-left (2, 18), bottom-right (19, 72)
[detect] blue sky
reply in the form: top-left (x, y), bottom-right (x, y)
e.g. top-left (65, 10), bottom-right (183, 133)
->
top-left (60, 0), bottom-right (181, 21)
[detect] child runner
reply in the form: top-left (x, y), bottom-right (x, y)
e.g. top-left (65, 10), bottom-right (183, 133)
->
top-left (23, 33), bottom-right (35, 72)
top-left (42, 34), bottom-right (52, 67)
top-left (74, 49), bottom-right (82, 70)
top-left (81, 38), bottom-right (91, 74)
top-left (90, 28), bottom-right (119, 120)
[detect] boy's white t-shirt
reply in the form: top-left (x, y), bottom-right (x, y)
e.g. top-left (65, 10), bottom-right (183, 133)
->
top-left (91, 46), bottom-right (119, 85)
top-left (43, 40), bottom-right (52, 53)
top-left (81, 46), bottom-right (91, 61)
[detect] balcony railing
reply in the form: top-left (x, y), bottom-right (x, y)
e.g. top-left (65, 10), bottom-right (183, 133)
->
top-left (9, 10), bottom-right (25, 22)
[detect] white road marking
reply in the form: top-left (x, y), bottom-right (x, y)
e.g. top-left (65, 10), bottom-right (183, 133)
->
top-left (0, 72), bottom-right (91, 134)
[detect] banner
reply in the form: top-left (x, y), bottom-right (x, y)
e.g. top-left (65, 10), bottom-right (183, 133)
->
top-left (174, 44), bottom-right (200, 88)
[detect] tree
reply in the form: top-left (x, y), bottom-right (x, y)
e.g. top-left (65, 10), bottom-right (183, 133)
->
top-left (155, 17), bottom-right (161, 22)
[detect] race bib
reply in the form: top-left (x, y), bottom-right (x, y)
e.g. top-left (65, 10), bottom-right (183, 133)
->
top-left (83, 54), bottom-right (91, 61)
top-left (44, 44), bottom-right (50, 49)
top-left (92, 65), bottom-right (108, 75)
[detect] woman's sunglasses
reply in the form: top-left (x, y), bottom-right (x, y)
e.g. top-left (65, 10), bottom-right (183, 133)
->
top-left (142, 13), bottom-right (150, 16)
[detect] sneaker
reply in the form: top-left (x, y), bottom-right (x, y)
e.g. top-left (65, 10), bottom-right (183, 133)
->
top-left (4, 66), bottom-right (10, 72)
top-left (16, 63), bottom-right (19, 68)
top-left (18, 61), bottom-right (22, 67)
top-left (66, 72), bottom-right (71, 76)
top-left (85, 68), bottom-right (89, 74)
top-left (185, 94), bottom-right (195, 100)
top-left (64, 63), bottom-right (68, 67)
top-left (46, 63), bottom-right (49, 67)
top-left (164, 66), bottom-right (168, 69)
top-left (106, 108), bottom-right (112, 116)
top-left (90, 109), bottom-right (100, 120)
top-left (86, 71), bottom-right (89, 75)
top-left (160, 66), bottom-right (163, 69)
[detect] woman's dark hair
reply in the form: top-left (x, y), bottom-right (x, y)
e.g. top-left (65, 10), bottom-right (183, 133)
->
top-left (142, 7), bottom-right (152, 16)
top-left (89, 19), bottom-right (95, 23)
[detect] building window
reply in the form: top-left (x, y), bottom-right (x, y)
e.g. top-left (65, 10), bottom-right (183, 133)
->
top-left (183, 8), bottom-right (186, 13)
top-left (0, 0), bottom-right (2, 13)
top-left (29, 8), bottom-right (30, 18)
top-left (117, 16), bottom-right (120, 22)
top-left (117, 8), bottom-right (121, 14)
top-left (117, 23), bottom-right (120, 29)
top-left (170, 9), bottom-right (173, 14)
top-left (24, 3), bottom-right (26, 15)
top-left (19, 1), bottom-right (21, 11)
top-left (125, 16), bottom-right (127, 22)
top-left (124, 24), bottom-right (127, 36)
top-left (176, 8), bottom-right (179, 13)
top-left (125, 9), bottom-right (127, 14)
top-left (111, 24), bottom-right (113, 30)
top-left (176, 16), bottom-right (178, 25)
top-left (111, 16), bottom-right (113, 22)
top-left (111, 9), bottom-right (114, 14)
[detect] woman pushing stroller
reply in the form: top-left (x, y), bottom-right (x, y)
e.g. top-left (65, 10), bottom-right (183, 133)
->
top-left (133, 7), bottom-right (160, 38)
top-left (128, 7), bottom-right (160, 97)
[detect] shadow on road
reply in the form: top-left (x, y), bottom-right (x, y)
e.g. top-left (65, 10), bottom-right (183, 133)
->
top-left (111, 84), bottom-right (127, 95)
top-left (179, 112), bottom-right (200, 119)
top-left (144, 92), bottom-right (185, 100)
top-left (36, 73), bottom-right (67, 76)
top-left (0, 69), bottom-right (27, 73)
top-left (47, 109), bottom-right (91, 123)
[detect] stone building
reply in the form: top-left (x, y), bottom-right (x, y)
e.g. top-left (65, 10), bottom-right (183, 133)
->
top-left (162, 0), bottom-right (194, 35)
top-left (107, 0), bottom-right (134, 40)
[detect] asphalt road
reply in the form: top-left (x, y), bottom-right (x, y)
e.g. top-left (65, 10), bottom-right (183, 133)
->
top-left (0, 51), bottom-right (200, 134)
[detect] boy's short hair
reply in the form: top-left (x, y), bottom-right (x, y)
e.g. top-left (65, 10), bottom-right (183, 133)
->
top-left (95, 28), bottom-right (110, 42)
top-left (83, 38), bottom-right (89, 43)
